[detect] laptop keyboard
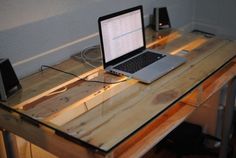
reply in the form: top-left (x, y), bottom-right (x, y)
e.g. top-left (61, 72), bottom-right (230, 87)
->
top-left (114, 51), bottom-right (166, 74)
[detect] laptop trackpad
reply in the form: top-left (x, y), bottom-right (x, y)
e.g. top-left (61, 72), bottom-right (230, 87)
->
top-left (133, 57), bottom-right (184, 83)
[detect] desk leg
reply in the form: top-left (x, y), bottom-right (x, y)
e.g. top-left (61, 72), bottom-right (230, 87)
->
top-left (1, 130), bottom-right (19, 158)
top-left (219, 77), bottom-right (236, 158)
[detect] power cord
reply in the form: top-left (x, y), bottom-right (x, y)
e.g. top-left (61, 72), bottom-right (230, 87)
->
top-left (40, 65), bottom-right (130, 84)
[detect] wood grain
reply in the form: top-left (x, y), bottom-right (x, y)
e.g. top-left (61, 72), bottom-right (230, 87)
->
top-left (182, 62), bottom-right (236, 106)
top-left (60, 40), bottom-right (236, 151)
top-left (44, 36), bottom-right (228, 126)
top-left (16, 30), bottom-right (199, 122)
top-left (4, 60), bottom-right (94, 107)
top-left (0, 107), bottom-right (104, 158)
top-left (116, 103), bottom-right (195, 158)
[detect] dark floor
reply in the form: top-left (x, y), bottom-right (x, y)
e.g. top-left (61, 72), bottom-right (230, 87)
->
top-left (142, 120), bottom-right (236, 158)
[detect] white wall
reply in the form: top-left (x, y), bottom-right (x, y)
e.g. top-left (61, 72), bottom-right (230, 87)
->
top-left (193, 0), bottom-right (236, 39)
top-left (0, 0), bottom-right (195, 78)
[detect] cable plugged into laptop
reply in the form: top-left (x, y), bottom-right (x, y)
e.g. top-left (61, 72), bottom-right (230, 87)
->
top-left (40, 65), bottom-right (130, 85)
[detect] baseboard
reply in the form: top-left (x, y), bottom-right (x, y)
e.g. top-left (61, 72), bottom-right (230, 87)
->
top-left (192, 21), bottom-right (219, 35)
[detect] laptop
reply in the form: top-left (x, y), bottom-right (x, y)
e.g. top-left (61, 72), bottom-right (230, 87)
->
top-left (98, 5), bottom-right (186, 83)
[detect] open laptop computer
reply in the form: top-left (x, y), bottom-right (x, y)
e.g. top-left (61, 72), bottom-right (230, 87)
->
top-left (98, 5), bottom-right (186, 84)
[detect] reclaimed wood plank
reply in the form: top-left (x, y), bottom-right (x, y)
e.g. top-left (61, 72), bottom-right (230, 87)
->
top-left (19, 31), bottom-right (201, 123)
top-left (146, 31), bottom-right (182, 48)
top-left (45, 79), bottom-right (137, 126)
top-left (182, 61), bottom-right (236, 106)
top-left (0, 132), bottom-right (7, 158)
top-left (13, 66), bottom-right (102, 110)
top-left (146, 28), bottom-right (175, 43)
top-left (4, 59), bottom-right (95, 108)
top-left (21, 36), bottom-right (228, 125)
top-left (115, 103), bottom-right (195, 158)
top-left (20, 72), bottom-right (137, 124)
top-left (26, 35), bottom-right (225, 125)
top-left (61, 41), bottom-right (236, 151)
top-left (152, 32), bottom-right (206, 54)
top-left (0, 107), bottom-right (105, 158)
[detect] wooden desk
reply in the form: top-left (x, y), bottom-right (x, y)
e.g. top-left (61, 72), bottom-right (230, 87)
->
top-left (0, 29), bottom-right (236, 158)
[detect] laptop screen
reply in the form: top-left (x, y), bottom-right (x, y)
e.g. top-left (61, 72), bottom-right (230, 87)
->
top-left (98, 6), bottom-right (145, 66)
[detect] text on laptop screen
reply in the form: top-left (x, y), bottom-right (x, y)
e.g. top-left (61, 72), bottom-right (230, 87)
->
top-left (100, 9), bottom-right (144, 62)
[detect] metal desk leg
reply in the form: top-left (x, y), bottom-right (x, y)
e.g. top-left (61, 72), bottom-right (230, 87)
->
top-left (219, 77), bottom-right (236, 158)
top-left (2, 130), bottom-right (19, 158)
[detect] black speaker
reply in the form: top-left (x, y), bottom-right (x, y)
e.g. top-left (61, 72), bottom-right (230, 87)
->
top-left (153, 7), bottom-right (171, 31)
top-left (0, 59), bottom-right (21, 101)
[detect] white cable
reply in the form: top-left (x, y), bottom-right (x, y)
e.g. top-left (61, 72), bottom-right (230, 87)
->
top-left (82, 45), bottom-right (101, 61)
top-left (73, 45), bottom-right (102, 68)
